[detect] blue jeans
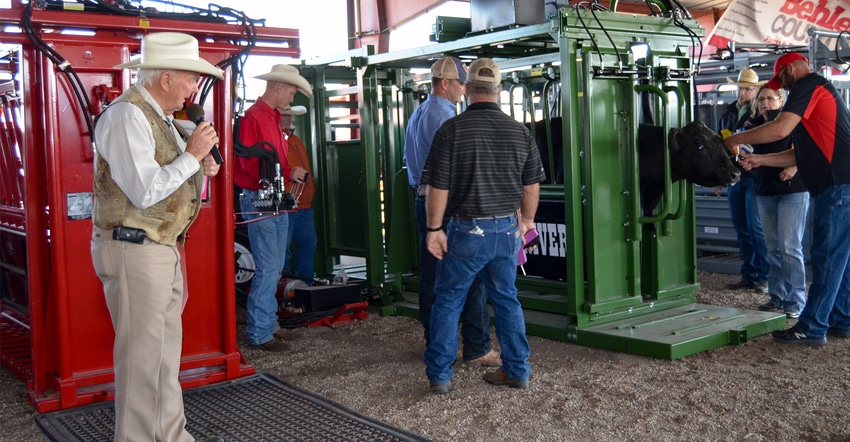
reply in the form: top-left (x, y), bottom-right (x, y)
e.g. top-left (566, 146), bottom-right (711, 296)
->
top-left (415, 195), bottom-right (491, 359)
top-left (285, 207), bottom-right (317, 284)
top-left (240, 190), bottom-right (288, 345)
top-left (424, 215), bottom-right (530, 385)
top-left (796, 184), bottom-right (850, 338)
top-left (728, 176), bottom-right (769, 284)
top-left (757, 193), bottom-right (809, 314)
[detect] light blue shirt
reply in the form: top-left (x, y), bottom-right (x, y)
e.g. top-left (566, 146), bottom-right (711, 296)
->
top-left (403, 94), bottom-right (458, 188)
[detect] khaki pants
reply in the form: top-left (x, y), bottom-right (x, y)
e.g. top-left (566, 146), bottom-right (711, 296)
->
top-left (91, 228), bottom-right (193, 442)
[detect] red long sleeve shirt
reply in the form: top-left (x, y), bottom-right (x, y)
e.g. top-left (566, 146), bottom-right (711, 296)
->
top-left (234, 98), bottom-right (290, 190)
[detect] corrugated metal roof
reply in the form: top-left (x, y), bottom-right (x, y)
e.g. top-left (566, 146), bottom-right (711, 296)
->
top-left (680, 0), bottom-right (733, 11)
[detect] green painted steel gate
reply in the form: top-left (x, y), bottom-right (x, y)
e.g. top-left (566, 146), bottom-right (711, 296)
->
top-left (298, 8), bottom-right (784, 359)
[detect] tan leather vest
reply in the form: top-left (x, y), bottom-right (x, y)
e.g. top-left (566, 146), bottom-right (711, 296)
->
top-left (93, 87), bottom-right (203, 246)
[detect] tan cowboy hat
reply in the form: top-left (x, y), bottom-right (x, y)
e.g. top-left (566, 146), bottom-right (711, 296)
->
top-left (114, 32), bottom-right (223, 79)
top-left (255, 65), bottom-right (313, 98)
top-left (725, 68), bottom-right (759, 87)
top-left (281, 105), bottom-right (307, 116)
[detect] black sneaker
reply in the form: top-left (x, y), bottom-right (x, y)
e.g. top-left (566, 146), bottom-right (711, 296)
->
top-left (429, 382), bottom-right (453, 394)
top-left (772, 327), bottom-right (826, 346)
top-left (758, 302), bottom-right (781, 311)
top-left (726, 280), bottom-right (755, 290)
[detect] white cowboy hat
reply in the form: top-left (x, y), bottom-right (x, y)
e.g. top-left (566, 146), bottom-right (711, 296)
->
top-left (281, 105), bottom-right (307, 116)
top-left (114, 32), bottom-right (224, 79)
top-left (255, 65), bottom-right (313, 98)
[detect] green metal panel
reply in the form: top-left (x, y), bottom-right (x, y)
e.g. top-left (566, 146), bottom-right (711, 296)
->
top-left (558, 26), bottom-right (588, 321)
top-left (355, 66), bottom-right (388, 287)
top-left (581, 75), bottom-right (643, 319)
top-left (295, 65), bottom-right (345, 278)
top-left (326, 139), bottom-right (367, 254)
top-left (579, 304), bottom-right (787, 360)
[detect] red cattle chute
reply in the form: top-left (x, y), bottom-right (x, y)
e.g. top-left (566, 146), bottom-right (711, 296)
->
top-left (0, 1), bottom-right (299, 412)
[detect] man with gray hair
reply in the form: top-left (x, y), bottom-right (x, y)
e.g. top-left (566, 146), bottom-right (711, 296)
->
top-left (421, 58), bottom-right (546, 394)
top-left (91, 32), bottom-right (224, 441)
top-left (404, 56), bottom-right (500, 367)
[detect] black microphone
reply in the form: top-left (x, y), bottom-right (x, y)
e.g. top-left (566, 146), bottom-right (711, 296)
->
top-left (186, 103), bottom-right (223, 165)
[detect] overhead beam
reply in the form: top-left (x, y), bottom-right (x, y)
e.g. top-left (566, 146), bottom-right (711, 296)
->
top-left (347, 0), bottom-right (469, 53)
top-left (346, 0), bottom-right (718, 54)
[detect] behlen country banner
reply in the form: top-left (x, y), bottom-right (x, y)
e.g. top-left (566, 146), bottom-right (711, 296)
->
top-left (707, 0), bottom-right (850, 48)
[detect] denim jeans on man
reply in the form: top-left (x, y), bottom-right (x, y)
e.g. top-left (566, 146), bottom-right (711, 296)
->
top-left (415, 195), bottom-right (491, 358)
top-left (414, 195), bottom-right (491, 361)
top-left (240, 190), bottom-right (288, 345)
top-left (795, 184), bottom-right (850, 338)
top-left (757, 193), bottom-right (809, 314)
top-left (728, 176), bottom-right (769, 285)
top-left (424, 215), bottom-right (530, 385)
top-left (284, 207), bottom-right (317, 284)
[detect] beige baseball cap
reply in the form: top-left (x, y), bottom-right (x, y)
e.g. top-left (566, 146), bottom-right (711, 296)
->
top-left (467, 58), bottom-right (501, 84)
top-left (430, 57), bottom-right (467, 82)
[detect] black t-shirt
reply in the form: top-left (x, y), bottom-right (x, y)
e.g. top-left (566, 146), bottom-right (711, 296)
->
top-left (783, 73), bottom-right (850, 195)
top-left (751, 111), bottom-right (807, 196)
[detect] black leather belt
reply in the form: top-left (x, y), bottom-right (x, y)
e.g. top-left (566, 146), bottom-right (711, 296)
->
top-left (455, 214), bottom-right (513, 221)
top-left (112, 226), bottom-right (146, 244)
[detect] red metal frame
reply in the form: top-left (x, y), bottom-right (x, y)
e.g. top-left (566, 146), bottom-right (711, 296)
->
top-left (0, 1), bottom-right (301, 412)
top-left (305, 302), bottom-right (370, 329)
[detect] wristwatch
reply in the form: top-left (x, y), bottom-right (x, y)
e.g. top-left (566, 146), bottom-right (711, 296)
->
top-left (427, 226), bottom-right (442, 232)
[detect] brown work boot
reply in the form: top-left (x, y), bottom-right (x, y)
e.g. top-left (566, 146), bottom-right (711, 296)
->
top-left (273, 328), bottom-right (288, 340)
top-left (250, 339), bottom-right (288, 352)
top-left (463, 349), bottom-right (502, 367)
top-left (483, 367), bottom-right (528, 389)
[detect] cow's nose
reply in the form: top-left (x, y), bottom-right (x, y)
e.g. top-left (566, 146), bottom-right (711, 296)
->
top-left (729, 169), bottom-right (741, 185)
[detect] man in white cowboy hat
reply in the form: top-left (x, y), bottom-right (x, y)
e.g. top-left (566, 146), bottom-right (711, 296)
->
top-left (91, 32), bottom-right (224, 442)
top-left (278, 105), bottom-right (318, 284)
top-left (234, 64), bottom-right (312, 352)
top-left (718, 68), bottom-right (769, 295)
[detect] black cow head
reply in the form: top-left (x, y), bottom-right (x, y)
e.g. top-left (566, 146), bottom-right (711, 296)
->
top-left (529, 117), bottom-right (740, 213)
top-left (669, 121), bottom-right (740, 189)
top-left (640, 120), bottom-right (740, 213)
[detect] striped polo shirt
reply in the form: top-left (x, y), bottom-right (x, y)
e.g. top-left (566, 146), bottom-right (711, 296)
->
top-left (420, 102), bottom-right (546, 218)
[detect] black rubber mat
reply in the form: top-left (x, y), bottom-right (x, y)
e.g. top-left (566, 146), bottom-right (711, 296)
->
top-left (35, 372), bottom-right (431, 442)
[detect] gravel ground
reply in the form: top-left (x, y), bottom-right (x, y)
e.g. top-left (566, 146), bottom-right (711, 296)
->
top-left (2, 270), bottom-right (849, 442)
